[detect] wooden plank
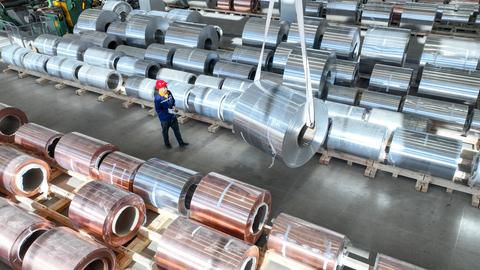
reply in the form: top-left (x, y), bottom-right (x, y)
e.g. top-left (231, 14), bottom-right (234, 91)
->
top-left (54, 83), bottom-right (66, 90)
top-left (35, 77), bottom-right (49, 85)
top-left (98, 94), bottom-right (112, 102)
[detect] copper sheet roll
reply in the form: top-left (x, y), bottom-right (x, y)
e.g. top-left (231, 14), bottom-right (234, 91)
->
top-left (54, 132), bottom-right (117, 178)
top-left (0, 197), bottom-right (54, 270)
top-left (22, 226), bottom-right (116, 270)
top-left (98, 151), bottom-right (144, 191)
top-left (155, 216), bottom-right (260, 270)
top-left (0, 145), bottom-right (50, 197)
top-left (69, 181), bottom-right (145, 247)
top-left (14, 123), bottom-right (63, 160)
top-left (0, 103), bottom-right (28, 142)
top-left (189, 172), bottom-right (271, 243)
top-left (217, 0), bottom-right (232, 10)
top-left (233, 0), bottom-right (258, 12)
top-left (267, 213), bottom-right (349, 270)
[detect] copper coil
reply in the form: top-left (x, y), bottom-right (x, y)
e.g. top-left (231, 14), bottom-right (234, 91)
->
top-left (267, 213), bottom-right (350, 270)
top-left (0, 197), bottom-right (54, 270)
top-left (0, 103), bottom-right (28, 142)
top-left (22, 226), bottom-right (116, 270)
top-left (233, 0), bottom-right (258, 12)
top-left (374, 253), bottom-right (425, 270)
top-left (14, 123), bottom-right (63, 161)
top-left (68, 181), bottom-right (146, 247)
top-left (189, 172), bottom-right (271, 244)
top-left (217, 0), bottom-right (232, 10)
top-left (0, 145), bottom-right (50, 197)
top-left (98, 151), bottom-right (144, 191)
top-left (54, 132), bottom-right (117, 178)
top-left (154, 216), bottom-right (260, 270)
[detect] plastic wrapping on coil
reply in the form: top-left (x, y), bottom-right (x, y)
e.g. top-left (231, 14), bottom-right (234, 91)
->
top-left (115, 45), bottom-right (146, 59)
top-left (56, 38), bottom-right (91, 61)
top-left (369, 64), bottom-right (413, 94)
top-left (213, 60), bottom-right (256, 80)
top-left (0, 198), bottom-right (54, 270)
top-left (326, 85), bottom-right (358, 105)
top-left (172, 48), bottom-right (219, 74)
top-left (78, 65), bottom-right (123, 91)
top-left (1, 44), bottom-right (30, 67)
top-left (144, 43), bottom-right (176, 67)
top-left (102, 0), bottom-right (133, 21)
top-left (221, 78), bottom-right (252, 92)
top-left (374, 253), bottom-right (426, 270)
top-left (335, 59), bottom-right (358, 86)
top-left (157, 68), bottom-right (197, 84)
top-left (33, 34), bottom-right (62, 55)
top-left (116, 56), bottom-right (159, 79)
top-left (46, 56), bottom-right (83, 81)
top-left (125, 15), bottom-right (167, 47)
top-left (155, 217), bottom-right (260, 270)
top-left (287, 18), bottom-right (326, 49)
top-left (132, 158), bottom-right (202, 215)
top-left (75, 8), bottom-right (119, 33)
top-left (220, 90), bottom-right (242, 123)
top-left (98, 151), bottom-right (144, 191)
top-left (326, 0), bottom-right (360, 24)
top-left (320, 25), bottom-right (360, 60)
top-left (195, 75), bottom-right (224, 89)
top-left (359, 90), bottom-right (402, 112)
top-left (124, 77), bottom-right (157, 101)
top-left (83, 47), bottom-right (125, 69)
top-left (54, 132), bottom-right (117, 178)
top-left (361, 3), bottom-right (394, 27)
top-left (186, 86), bottom-right (226, 120)
top-left (21, 52), bottom-right (50, 74)
top-left (325, 101), bottom-right (366, 120)
top-left (232, 46), bottom-right (274, 70)
top-left (164, 22), bottom-right (220, 50)
top-left (399, 3), bottom-right (438, 32)
top-left (0, 103), bottom-right (28, 142)
top-left (14, 123), bottom-right (63, 161)
top-left (22, 227), bottom-right (116, 270)
top-left (78, 31), bottom-right (122, 49)
top-left (267, 213), bottom-right (349, 270)
top-left (106, 21), bottom-right (127, 41)
top-left (242, 17), bottom-right (290, 49)
top-left (69, 181), bottom-right (145, 247)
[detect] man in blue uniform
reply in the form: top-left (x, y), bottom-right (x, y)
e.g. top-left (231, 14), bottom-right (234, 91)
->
top-left (154, 80), bottom-right (189, 148)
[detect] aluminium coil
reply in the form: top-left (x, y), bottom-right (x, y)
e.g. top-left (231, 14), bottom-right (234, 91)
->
top-left (359, 90), bottom-right (402, 112)
top-left (335, 59), bottom-right (358, 86)
top-left (124, 77), bottom-right (156, 101)
top-left (1, 44), bottom-right (30, 67)
top-left (220, 90), bottom-right (242, 123)
top-left (83, 47), bottom-right (125, 69)
top-left (359, 27), bottom-right (411, 74)
top-left (241, 17), bottom-right (290, 49)
top-left (366, 108), bottom-right (431, 137)
top-left (326, 1), bottom-right (360, 24)
top-left (33, 34), bottom-right (62, 56)
top-left (260, 71), bottom-right (284, 85)
top-left (172, 48), bottom-right (219, 74)
top-left (369, 64), bottom-right (413, 94)
top-left (470, 109), bottom-right (480, 133)
top-left (157, 68), bottom-right (197, 84)
top-left (187, 86), bottom-right (227, 120)
top-left (163, 8), bottom-right (202, 22)
top-left (286, 18), bottom-right (326, 49)
top-left (361, 3), bottom-right (394, 27)
top-left (46, 56), bottom-right (83, 81)
top-left (441, 8), bottom-right (473, 25)
top-left (22, 52), bottom-right (50, 74)
top-left (106, 21), bottom-right (127, 41)
top-left (116, 56), bottom-right (160, 78)
top-left (213, 61), bottom-right (256, 80)
top-left (388, 129), bottom-right (462, 180)
top-left (165, 81), bottom-right (195, 111)
top-left (56, 38), bottom-right (91, 61)
top-left (75, 8), bottom-right (119, 33)
top-left (125, 15), bottom-right (167, 47)
top-left (78, 31), bottom-right (122, 49)
top-left (305, 1), bottom-right (323, 17)
top-left (271, 43), bottom-right (295, 72)
top-left (78, 65), bottom-right (123, 91)
top-left (115, 45), bottom-right (146, 59)
top-left (320, 25), bottom-right (360, 60)
top-left (470, 153), bottom-right (480, 187)
top-left (195, 75), bottom-right (224, 89)
top-left (325, 101), bottom-right (366, 120)
top-left (164, 22), bottom-right (220, 50)
top-left (326, 85), bottom-right (358, 105)
top-left (144, 43), bottom-right (176, 67)
top-left (102, 0), bottom-right (133, 21)
top-left (221, 78), bottom-right (252, 92)
top-left (217, 49), bottom-right (234, 61)
top-left (233, 81), bottom-right (329, 168)
top-left (326, 117), bottom-right (388, 161)
top-left (231, 46), bottom-right (274, 70)
top-left (399, 3), bottom-right (438, 32)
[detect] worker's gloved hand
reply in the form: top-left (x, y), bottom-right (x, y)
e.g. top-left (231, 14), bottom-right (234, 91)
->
top-left (173, 107), bottom-right (179, 113)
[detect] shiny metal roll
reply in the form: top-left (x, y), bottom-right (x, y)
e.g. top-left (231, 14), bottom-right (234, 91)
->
top-left (220, 90), bottom-right (242, 123)
top-left (399, 3), bottom-right (438, 32)
top-left (195, 75), bottom-right (224, 89)
top-left (56, 38), bottom-right (91, 61)
top-left (144, 43), bottom-right (176, 67)
top-left (374, 253), bottom-right (426, 270)
top-left (233, 81), bottom-right (329, 168)
top-left (271, 43), bottom-right (294, 72)
top-left (75, 8), bottom-right (119, 33)
top-left (287, 18), bottom-right (326, 49)
top-left (213, 60), bottom-right (256, 80)
top-left (369, 64), bottom-right (413, 94)
top-left (470, 108), bottom-right (480, 133)
top-left (163, 8), bottom-right (202, 22)
top-left (190, 172), bottom-right (271, 243)
top-left (116, 56), bottom-right (159, 78)
top-left (83, 47), bottom-right (125, 69)
top-left (217, 49), bottom-right (234, 61)
top-left (402, 95), bottom-right (469, 126)
top-left (217, 0), bottom-right (232, 10)
top-left (124, 77), bottom-right (156, 101)
top-left (187, 0), bottom-right (218, 9)
top-left (172, 48), bottom-right (219, 74)
top-left (233, 0), bottom-right (258, 12)
top-left (22, 227), bottom-right (116, 270)
top-left (1, 44), bottom-right (30, 67)
top-left (366, 108), bottom-right (430, 137)
top-left (187, 86), bottom-right (226, 120)
top-left (359, 90), bottom-right (402, 111)
top-left (78, 31), bottom-right (122, 49)
top-left (155, 216), bottom-right (259, 270)
top-left (98, 151), bottom-right (144, 191)
top-left (320, 25), bottom-right (360, 60)
top-left (14, 123), bottom-right (63, 161)
top-left (325, 101), bottom-right (366, 120)
top-left (469, 153), bottom-right (480, 187)
top-left (441, 8), bottom-right (473, 25)
top-left (361, 3), bottom-right (394, 27)
top-left (54, 132), bottom-right (117, 178)
top-left (232, 46), bottom-right (274, 70)
top-left (132, 158), bottom-right (202, 215)
top-left (78, 65), bottom-right (123, 91)
top-left (260, 71), bottom-right (284, 85)
top-left (417, 65), bottom-right (480, 104)
top-left (0, 103), bottom-right (28, 142)
top-left (335, 59), bottom-right (358, 86)
top-left (33, 34), bottom-right (62, 56)
top-left (0, 145), bottom-right (50, 197)
top-left (157, 68), bottom-right (197, 84)
top-left (305, 1), bottom-right (323, 17)
top-left (420, 35), bottom-right (480, 71)
top-left (46, 56), bottom-right (83, 81)
top-left (268, 213), bottom-right (349, 270)
top-left (388, 129), bottom-right (462, 179)
top-left (164, 22), bottom-right (220, 50)
top-left (359, 27), bottom-right (411, 74)
top-left (102, 0), bottom-right (132, 21)
top-left (326, 0), bottom-right (360, 24)
top-left (69, 181), bottom-right (145, 247)
top-left (106, 21), bottom-right (127, 41)
top-left (0, 198), bottom-right (54, 270)
top-left (166, 81), bottom-right (195, 110)
top-left (327, 85), bottom-right (358, 105)
top-left (221, 78), bottom-right (252, 92)
top-left (115, 44), bottom-right (146, 59)
top-left (21, 52), bottom-right (50, 74)
top-left (242, 17), bottom-right (290, 49)
top-left (125, 15), bottom-right (165, 47)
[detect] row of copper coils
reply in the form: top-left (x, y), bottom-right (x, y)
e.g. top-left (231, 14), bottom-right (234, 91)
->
top-left (217, 0), bottom-right (259, 13)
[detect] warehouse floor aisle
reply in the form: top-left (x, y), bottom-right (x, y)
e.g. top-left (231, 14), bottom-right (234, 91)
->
top-left (0, 65), bottom-right (479, 270)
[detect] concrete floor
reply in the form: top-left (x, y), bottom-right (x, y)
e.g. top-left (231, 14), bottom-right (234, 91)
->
top-left (1, 65), bottom-right (480, 270)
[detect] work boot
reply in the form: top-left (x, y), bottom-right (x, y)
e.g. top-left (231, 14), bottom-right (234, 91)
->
top-left (179, 142), bottom-right (189, 147)
top-left (165, 143), bottom-right (172, 149)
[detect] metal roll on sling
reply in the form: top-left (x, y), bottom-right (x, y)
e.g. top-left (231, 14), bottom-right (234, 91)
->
top-left (388, 129), bottom-right (462, 180)
top-left (106, 21), bottom-right (127, 41)
top-left (242, 17), bottom-right (290, 49)
top-left (14, 123), bottom-right (63, 161)
top-left (132, 158), bottom-right (202, 215)
top-left (326, 85), bottom-right (358, 105)
top-left (116, 56), bottom-right (159, 78)
top-left (46, 56), bottom-right (83, 81)
top-left (144, 43), bottom-right (176, 67)
top-left (366, 108), bottom-right (430, 137)
top-left (0, 103), bottom-right (28, 142)
top-left (33, 34), bottom-right (62, 56)
top-left (402, 95), bottom-right (469, 127)
top-left (320, 25), bottom-right (360, 60)
top-left (326, 0), bottom-right (360, 24)
top-left (69, 181), bottom-right (145, 247)
top-left (268, 213), bottom-right (349, 270)
top-left (327, 117), bottom-right (388, 160)
top-left (0, 198), bottom-right (54, 270)
top-left (166, 81), bottom-right (194, 110)
top-left (0, 145), bottom-right (50, 197)
top-left (232, 46), bottom-right (274, 70)
top-left (335, 59), bottom-right (358, 86)
top-left (125, 15), bottom-right (165, 47)
top-left (172, 48), bottom-right (219, 74)
top-left (83, 47), bottom-right (125, 69)
top-left (369, 64), bottom-right (413, 94)
top-left (115, 45), bottom-right (146, 59)
top-left (220, 90), bottom-right (242, 123)
top-left (102, 0), bottom-right (132, 21)
top-left (187, 86), bottom-right (226, 120)
top-left (213, 61), bottom-right (256, 80)
top-left (1, 44), bottom-right (30, 67)
top-left (124, 77), bottom-right (156, 101)
top-left (325, 101), bottom-right (366, 120)
top-left (75, 8), bottom-right (119, 33)
top-left (56, 38), bottom-right (91, 61)
top-left (22, 227), bottom-right (116, 270)
top-left (22, 52), bottom-right (50, 74)
top-left (287, 18), bottom-right (326, 49)
top-left (305, 1), bottom-right (322, 17)
top-left (78, 65), bottom-right (123, 91)
top-left (155, 217), bottom-right (259, 270)
top-left (78, 31), bottom-right (122, 49)
top-left (164, 22), bottom-right (220, 50)
top-left (399, 3), bottom-right (438, 32)
top-left (98, 151), bottom-right (144, 191)
top-left (374, 253), bottom-right (426, 270)
top-left (233, 81), bottom-right (329, 168)
top-left (195, 75), bottom-right (224, 89)
top-left (190, 172), bottom-right (271, 243)
top-left (221, 78), bottom-right (252, 92)
top-left (361, 3), bottom-right (394, 27)
top-left (54, 132), bottom-right (117, 178)
top-left (359, 90), bottom-right (402, 111)
top-left (417, 65), bottom-right (480, 104)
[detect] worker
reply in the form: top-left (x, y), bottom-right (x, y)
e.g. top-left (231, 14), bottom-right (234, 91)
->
top-left (154, 80), bottom-right (189, 148)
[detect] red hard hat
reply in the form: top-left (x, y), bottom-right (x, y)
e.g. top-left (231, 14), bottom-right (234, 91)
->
top-left (156, 80), bottom-right (168, 89)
